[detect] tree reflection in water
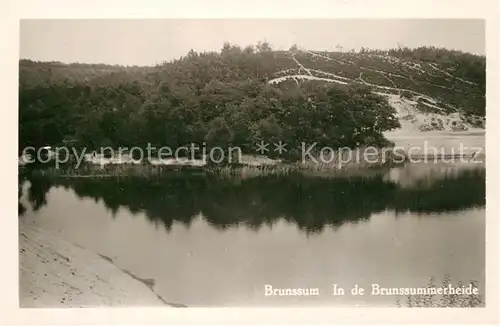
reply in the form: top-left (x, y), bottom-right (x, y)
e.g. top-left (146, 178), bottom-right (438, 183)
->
top-left (19, 167), bottom-right (485, 234)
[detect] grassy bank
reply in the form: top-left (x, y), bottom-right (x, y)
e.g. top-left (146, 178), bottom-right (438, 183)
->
top-left (25, 147), bottom-right (407, 179)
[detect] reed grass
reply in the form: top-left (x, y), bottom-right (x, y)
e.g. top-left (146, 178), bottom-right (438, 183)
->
top-left (396, 275), bottom-right (484, 308)
top-left (29, 147), bottom-right (408, 179)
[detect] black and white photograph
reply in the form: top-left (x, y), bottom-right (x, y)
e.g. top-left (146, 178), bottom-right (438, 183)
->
top-left (3, 2), bottom-right (499, 323)
top-left (16, 18), bottom-right (488, 309)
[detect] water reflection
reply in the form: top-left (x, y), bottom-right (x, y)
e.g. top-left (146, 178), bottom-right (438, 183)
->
top-left (18, 163), bottom-right (486, 306)
top-left (19, 163), bottom-right (486, 234)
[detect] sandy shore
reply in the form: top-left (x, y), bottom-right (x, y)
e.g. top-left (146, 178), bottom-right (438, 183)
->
top-left (19, 221), bottom-right (172, 307)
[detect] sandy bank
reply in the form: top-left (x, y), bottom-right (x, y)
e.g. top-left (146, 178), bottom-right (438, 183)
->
top-left (19, 222), bottom-right (172, 307)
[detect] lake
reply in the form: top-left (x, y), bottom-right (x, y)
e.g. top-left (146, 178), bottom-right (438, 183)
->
top-left (19, 160), bottom-right (485, 307)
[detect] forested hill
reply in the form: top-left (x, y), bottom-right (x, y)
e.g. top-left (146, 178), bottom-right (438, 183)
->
top-left (19, 44), bottom-right (485, 154)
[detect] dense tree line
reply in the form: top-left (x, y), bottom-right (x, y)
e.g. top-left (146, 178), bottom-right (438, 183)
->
top-left (19, 44), bottom-right (485, 157)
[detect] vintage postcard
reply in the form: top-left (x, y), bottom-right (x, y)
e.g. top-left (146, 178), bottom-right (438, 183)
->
top-left (1, 0), bottom-right (499, 325)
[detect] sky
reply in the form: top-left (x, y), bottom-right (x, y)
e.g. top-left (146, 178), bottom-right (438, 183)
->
top-left (20, 19), bottom-right (485, 66)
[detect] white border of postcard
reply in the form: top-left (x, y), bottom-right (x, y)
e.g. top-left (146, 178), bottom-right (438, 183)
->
top-left (1, 0), bottom-right (498, 324)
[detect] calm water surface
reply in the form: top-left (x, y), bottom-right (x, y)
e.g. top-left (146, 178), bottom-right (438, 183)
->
top-left (19, 161), bottom-right (485, 307)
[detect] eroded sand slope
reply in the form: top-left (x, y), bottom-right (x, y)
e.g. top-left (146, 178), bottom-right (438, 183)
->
top-left (19, 221), bottom-right (167, 307)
